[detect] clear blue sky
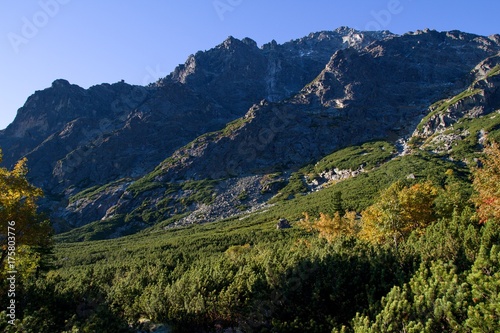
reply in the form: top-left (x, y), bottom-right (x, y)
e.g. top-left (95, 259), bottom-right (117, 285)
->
top-left (1, 0), bottom-right (499, 130)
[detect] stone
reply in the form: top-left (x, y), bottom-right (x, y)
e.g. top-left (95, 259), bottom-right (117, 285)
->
top-left (276, 218), bottom-right (291, 229)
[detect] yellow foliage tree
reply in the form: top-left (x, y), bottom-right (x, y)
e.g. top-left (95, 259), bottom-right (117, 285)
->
top-left (399, 181), bottom-right (439, 232)
top-left (359, 180), bottom-right (438, 250)
top-left (0, 151), bottom-right (52, 277)
top-left (300, 211), bottom-right (359, 243)
top-left (472, 142), bottom-right (500, 223)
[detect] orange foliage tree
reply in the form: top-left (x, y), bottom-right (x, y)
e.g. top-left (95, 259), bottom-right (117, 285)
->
top-left (472, 142), bottom-right (500, 223)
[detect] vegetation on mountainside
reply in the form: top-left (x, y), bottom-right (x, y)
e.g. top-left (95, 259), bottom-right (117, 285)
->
top-left (62, 179), bottom-right (219, 242)
top-left (487, 64), bottom-right (500, 78)
top-left (2, 139), bottom-right (499, 332)
top-left (69, 178), bottom-right (132, 204)
top-left (311, 141), bottom-right (396, 173)
top-left (419, 111), bottom-right (500, 161)
top-left (272, 141), bottom-right (396, 202)
top-left (272, 149), bottom-right (468, 214)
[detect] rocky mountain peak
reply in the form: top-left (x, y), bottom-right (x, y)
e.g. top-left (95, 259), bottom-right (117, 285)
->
top-left (287, 27), bottom-right (395, 51)
top-left (334, 26), bottom-right (353, 34)
top-left (51, 79), bottom-right (71, 89)
top-left (3, 80), bottom-right (86, 140)
top-left (489, 34), bottom-right (500, 44)
top-left (261, 39), bottom-right (278, 50)
top-left (211, 35), bottom-right (261, 53)
top-left (219, 35), bottom-right (245, 49)
top-left (151, 29), bottom-right (500, 183)
top-left (241, 37), bottom-right (258, 48)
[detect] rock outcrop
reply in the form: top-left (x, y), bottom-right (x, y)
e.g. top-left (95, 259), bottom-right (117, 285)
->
top-left (414, 53), bottom-right (500, 140)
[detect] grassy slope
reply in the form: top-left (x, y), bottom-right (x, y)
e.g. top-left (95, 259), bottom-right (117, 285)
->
top-left (416, 88), bottom-right (482, 131)
top-left (57, 114), bottom-right (498, 242)
top-left (55, 149), bottom-right (467, 262)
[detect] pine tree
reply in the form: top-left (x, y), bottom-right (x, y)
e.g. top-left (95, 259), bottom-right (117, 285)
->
top-left (352, 261), bottom-right (470, 332)
top-left (466, 244), bottom-right (500, 332)
top-left (331, 191), bottom-right (345, 217)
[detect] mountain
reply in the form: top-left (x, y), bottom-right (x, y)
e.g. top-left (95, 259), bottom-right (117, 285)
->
top-left (155, 29), bottom-right (499, 180)
top-left (0, 27), bottom-right (389, 186)
top-left (1, 28), bottom-right (499, 237)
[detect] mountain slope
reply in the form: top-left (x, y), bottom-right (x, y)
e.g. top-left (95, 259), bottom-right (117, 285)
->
top-left (58, 30), bottom-right (500, 238)
top-left (0, 27), bottom-right (395, 232)
top-left (411, 53), bottom-right (500, 159)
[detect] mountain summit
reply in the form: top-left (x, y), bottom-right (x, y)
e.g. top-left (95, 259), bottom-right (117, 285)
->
top-left (1, 28), bottom-right (499, 236)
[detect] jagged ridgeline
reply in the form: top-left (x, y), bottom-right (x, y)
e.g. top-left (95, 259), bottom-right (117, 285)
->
top-left (1, 27), bottom-right (500, 333)
top-left (1, 28), bottom-right (499, 238)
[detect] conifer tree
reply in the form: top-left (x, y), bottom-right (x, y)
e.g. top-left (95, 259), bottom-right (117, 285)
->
top-left (331, 190), bottom-right (345, 217)
top-left (466, 244), bottom-right (500, 332)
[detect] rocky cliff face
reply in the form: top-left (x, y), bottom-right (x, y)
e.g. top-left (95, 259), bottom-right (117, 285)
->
top-left (151, 29), bottom-right (500, 181)
top-left (414, 53), bottom-right (500, 139)
top-left (165, 27), bottom-right (395, 105)
top-left (0, 28), bottom-right (387, 194)
top-left (1, 28), bottom-right (499, 235)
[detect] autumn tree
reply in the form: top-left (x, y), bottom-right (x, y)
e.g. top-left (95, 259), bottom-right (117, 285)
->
top-left (360, 180), bottom-right (438, 250)
top-left (0, 151), bottom-right (52, 279)
top-left (300, 211), bottom-right (358, 243)
top-left (472, 142), bottom-right (500, 223)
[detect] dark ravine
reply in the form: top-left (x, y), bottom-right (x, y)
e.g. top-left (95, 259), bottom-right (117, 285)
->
top-left (1, 28), bottom-right (500, 236)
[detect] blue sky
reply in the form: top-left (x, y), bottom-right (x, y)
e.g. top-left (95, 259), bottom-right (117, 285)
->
top-left (1, 0), bottom-right (499, 130)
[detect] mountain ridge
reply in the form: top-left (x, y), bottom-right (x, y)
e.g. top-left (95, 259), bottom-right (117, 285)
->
top-left (1, 27), bottom-right (499, 236)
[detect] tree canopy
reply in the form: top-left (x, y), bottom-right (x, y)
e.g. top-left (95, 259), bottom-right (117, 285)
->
top-left (0, 151), bottom-right (52, 283)
top-left (472, 142), bottom-right (500, 224)
top-left (359, 180), bottom-right (438, 250)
